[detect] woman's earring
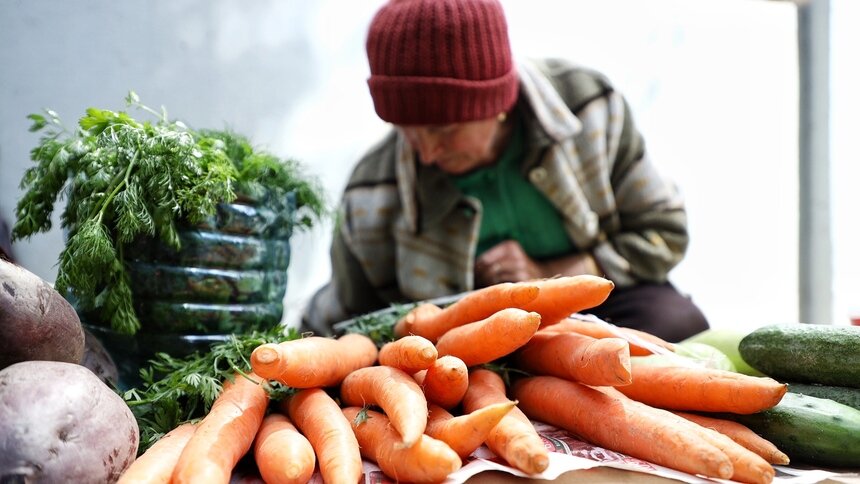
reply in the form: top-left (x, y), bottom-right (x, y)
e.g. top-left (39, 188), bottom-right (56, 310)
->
top-left (497, 112), bottom-right (507, 123)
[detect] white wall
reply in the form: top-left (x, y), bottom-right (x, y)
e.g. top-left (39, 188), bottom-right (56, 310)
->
top-left (0, 0), bottom-right (810, 330)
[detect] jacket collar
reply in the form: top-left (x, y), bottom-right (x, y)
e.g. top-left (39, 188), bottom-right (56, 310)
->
top-left (397, 60), bottom-right (583, 234)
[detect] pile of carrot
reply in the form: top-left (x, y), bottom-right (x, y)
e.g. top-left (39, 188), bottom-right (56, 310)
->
top-left (117, 275), bottom-right (789, 484)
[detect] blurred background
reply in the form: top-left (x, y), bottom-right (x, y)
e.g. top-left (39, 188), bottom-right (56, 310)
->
top-left (1, 0), bottom-right (856, 331)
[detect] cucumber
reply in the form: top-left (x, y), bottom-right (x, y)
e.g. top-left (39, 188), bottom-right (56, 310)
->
top-left (738, 324), bottom-right (860, 388)
top-left (788, 383), bottom-right (860, 411)
top-left (725, 393), bottom-right (860, 468)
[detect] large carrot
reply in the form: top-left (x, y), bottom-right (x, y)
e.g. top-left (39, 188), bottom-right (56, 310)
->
top-left (250, 333), bottom-right (378, 388)
top-left (343, 407), bottom-right (461, 483)
top-left (340, 365), bottom-right (428, 447)
top-left (172, 373), bottom-right (269, 484)
top-left (425, 402), bottom-right (516, 459)
top-left (396, 283), bottom-right (540, 342)
top-left (665, 411), bottom-right (775, 484)
top-left (518, 275), bottom-right (614, 326)
top-left (462, 369), bottom-right (549, 475)
top-left (435, 308), bottom-right (541, 366)
top-left (512, 376), bottom-right (733, 479)
top-left (673, 411), bottom-right (789, 465)
top-left (595, 386), bottom-right (774, 484)
top-left (541, 316), bottom-right (675, 355)
top-left (413, 355), bottom-right (469, 409)
top-left (117, 423), bottom-right (196, 484)
top-left (515, 330), bottom-right (632, 386)
top-left (284, 388), bottom-right (363, 484)
top-left (378, 335), bottom-right (437, 373)
top-left (617, 363), bottom-right (788, 414)
top-left (253, 413), bottom-right (315, 484)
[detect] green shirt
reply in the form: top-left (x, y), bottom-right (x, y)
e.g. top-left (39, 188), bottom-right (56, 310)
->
top-left (453, 118), bottom-right (576, 259)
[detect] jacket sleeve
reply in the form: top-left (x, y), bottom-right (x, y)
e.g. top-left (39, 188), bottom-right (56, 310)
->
top-left (591, 92), bottom-right (689, 286)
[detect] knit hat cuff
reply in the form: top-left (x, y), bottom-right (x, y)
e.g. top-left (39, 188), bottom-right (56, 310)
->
top-left (368, 67), bottom-right (519, 125)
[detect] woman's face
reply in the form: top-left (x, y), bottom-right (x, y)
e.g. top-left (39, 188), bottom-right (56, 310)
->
top-left (398, 116), bottom-right (510, 175)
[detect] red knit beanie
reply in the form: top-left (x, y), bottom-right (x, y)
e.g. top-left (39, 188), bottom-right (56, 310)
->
top-left (366, 0), bottom-right (519, 126)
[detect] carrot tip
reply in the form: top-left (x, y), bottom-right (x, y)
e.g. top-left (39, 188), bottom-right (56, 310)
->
top-left (252, 345), bottom-right (280, 365)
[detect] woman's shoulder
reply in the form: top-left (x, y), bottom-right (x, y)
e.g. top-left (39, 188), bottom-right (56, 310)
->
top-left (527, 58), bottom-right (618, 113)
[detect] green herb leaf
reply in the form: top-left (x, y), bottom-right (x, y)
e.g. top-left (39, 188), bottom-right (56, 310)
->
top-left (124, 325), bottom-right (300, 451)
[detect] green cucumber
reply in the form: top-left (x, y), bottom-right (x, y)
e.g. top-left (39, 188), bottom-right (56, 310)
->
top-left (788, 383), bottom-right (860, 411)
top-left (725, 393), bottom-right (860, 468)
top-left (738, 324), bottom-right (860, 388)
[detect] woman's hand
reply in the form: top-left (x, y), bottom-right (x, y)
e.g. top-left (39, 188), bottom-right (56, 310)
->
top-left (474, 240), bottom-right (601, 288)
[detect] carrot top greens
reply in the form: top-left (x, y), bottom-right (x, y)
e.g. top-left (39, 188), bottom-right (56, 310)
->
top-left (123, 325), bottom-right (300, 452)
top-left (12, 92), bottom-right (325, 335)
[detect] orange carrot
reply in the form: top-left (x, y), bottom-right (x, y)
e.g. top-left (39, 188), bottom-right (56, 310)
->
top-left (541, 316), bottom-right (675, 355)
top-left (512, 376), bottom-right (733, 479)
top-left (172, 373), bottom-right (269, 484)
top-left (394, 303), bottom-right (442, 338)
top-left (595, 386), bottom-right (773, 484)
top-left (343, 407), bottom-right (461, 483)
top-left (378, 335), bottom-right (438, 373)
top-left (250, 333), bottom-right (378, 388)
top-left (414, 355), bottom-right (469, 409)
top-left (515, 330), bottom-right (632, 386)
top-left (518, 275), bottom-right (614, 326)
top-left (253, 413), bottom-right (315, 484)
top-left (284, 388), bottom-right (363, 484)
top-left (673, 411), bottom-right (789, 465)
top-left (340, 365), bottom-right (428, 447)
top-left (435, 308), bottom-right (541, 366)
top-left (117, 423), bottom-right (196, 484)
top-left (462, 369), bottom-right (549, 475)
top-left (396, 283), bottom-right (540, 342)
top-left (426, 402), bottom-right (516, 459)
top-left (617, 364), bottom-right (788, 414)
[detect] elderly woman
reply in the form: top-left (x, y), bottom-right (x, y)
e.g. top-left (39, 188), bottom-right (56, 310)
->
top-left (304, 0), bottom-right (708, 342)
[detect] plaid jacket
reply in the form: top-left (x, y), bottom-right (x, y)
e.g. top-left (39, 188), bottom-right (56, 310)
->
top-left (303, 59), bottom-right (688, 334)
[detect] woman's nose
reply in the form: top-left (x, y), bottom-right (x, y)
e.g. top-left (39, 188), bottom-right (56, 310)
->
top-left (413, 133), bottom-right (444, 165)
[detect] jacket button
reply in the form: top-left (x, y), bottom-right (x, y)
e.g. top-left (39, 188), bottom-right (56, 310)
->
top-left (529, 167), bottom-right (547, 183)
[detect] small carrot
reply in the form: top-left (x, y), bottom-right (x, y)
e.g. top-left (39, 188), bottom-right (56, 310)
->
top-left (518, 275), bottom-right (615, 326)
top-left (414, 355), bottom-right (469, 409)
top-left (462, 369), bottom-right (549, 475)
top-left (617, 363), bottom-right (788, 414)
top-left (426, 402), bottom-right (517, 459)
top-left (253, 413), bottom-right (315, 484)
top-left (435, 308), bottom-right (541, 366)
top-left (284, 388), bottom-right (363, 484)
top-left (541, 316), bottom-right (675, 355)
top-left (672, 411), bottom-right (789, 465)
top-left (394, 303), bottom-right (442, 338)
top-left (515, 330), bottom-right (632, 386)
top-left (512, 376), bottom-right (733, 480)
top-left (343, 407), bottom-right (462, 483)
top-left (340, 365), bottom-right (428, 447)
top-left (172, 373), bottom-right (269, 484)
top-left (397, 283), bottom-right (540, 342)
top-left (117, 423), bottom-right (196, 484)
top-left (379, 335), bottom-right (438, 373)
top-left (250, 333), bottom-right (378, 388)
